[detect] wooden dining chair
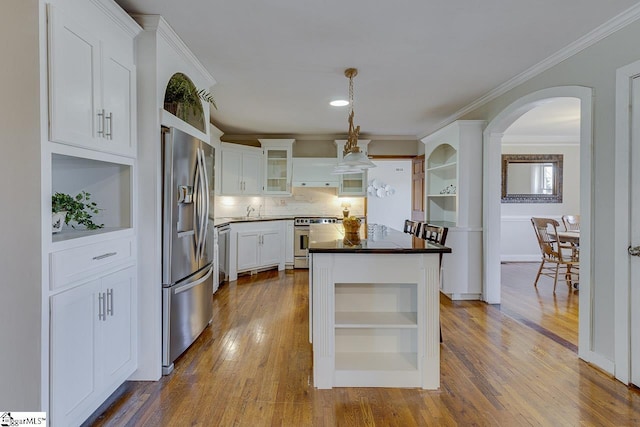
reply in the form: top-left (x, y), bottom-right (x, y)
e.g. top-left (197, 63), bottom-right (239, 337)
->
top-left (562, 214), bottom-right (580, 231)
top-left (421, 224), bottom-right (448, 246)
top-left (404, 219), bottom-right (418, 234)
top-left (531, 217), bottom-right (579, 293)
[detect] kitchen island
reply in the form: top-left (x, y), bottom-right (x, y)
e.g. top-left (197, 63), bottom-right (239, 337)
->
top-left (308, 224), bottom-right (451, 389)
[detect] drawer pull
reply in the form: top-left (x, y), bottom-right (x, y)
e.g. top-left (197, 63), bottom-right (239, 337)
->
top-left (93, 252), bottom-right (117, 261)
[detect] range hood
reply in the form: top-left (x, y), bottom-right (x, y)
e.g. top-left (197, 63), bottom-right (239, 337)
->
top-left (292, 158), bottom-right (339, 188)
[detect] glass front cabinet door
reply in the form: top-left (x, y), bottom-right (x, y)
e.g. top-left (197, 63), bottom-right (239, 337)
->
top-left (260, 139), bottom-right (294, 196)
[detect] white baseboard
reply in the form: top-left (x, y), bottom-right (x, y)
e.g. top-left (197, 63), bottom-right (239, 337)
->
top-left (501, 254), bottom-right (540, 262)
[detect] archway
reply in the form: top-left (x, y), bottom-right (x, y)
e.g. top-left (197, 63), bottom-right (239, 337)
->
top-left (482, 86), bottom-right (593, 360)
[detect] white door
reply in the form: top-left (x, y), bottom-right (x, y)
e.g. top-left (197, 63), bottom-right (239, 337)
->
top-left (101, 267), bottom-right (136, 385)
top-left (50, 279), bottom-right (100, 427)
top-left (48, 5), bottom-right (100, 147)
top-left (630, 75), bottom-right (640, 385)
top-left (242, 152), bottom-right (262, 194)
top-left (260, 229), bottom-right (282, 266)
top-left (237, 231), bottom-right (260, 271)
top-left (221, 149), bottom-right (242, 194)
top-left (102, 47), bottom-right (135, 156)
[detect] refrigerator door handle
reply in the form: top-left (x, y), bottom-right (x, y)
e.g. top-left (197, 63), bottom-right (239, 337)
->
top-left (198, 147), bottom-right (210, 260)
top-left (174, 265), bottom-right (213, 295)
top-left (193, 152), bottom-right (203, 261)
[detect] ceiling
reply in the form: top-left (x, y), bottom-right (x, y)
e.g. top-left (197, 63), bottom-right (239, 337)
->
top-left (114, 0), bottom-right (640, 139)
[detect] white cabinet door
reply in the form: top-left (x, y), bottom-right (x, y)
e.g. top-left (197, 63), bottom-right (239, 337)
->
top-left (48, 6), bottom-right (100, 148)
top-left (220, 144), bottom-right (263, 195)
top-left (237, 231), bottom-right (260, 271)
top-left (261, 140), bottom-right (293, 195)
top-left (285, 220), bottom-right (294, 265)
top-left (100, 267), bottom-right (136, 386)
top-left (51, 279), bottom-right (100, 427)
top-left (101, 47), bottom-right (135, 157)
top-left (242, 151), bottom-right (262, 194)
top-left (260, 229), bottom-right (281, 266)
top-left (48, 5), bottom-right (135, 157)
top-left (221, 149), bottom-right (243, 194)
top-left (339, 171), bottom-right (367, 196)
top-left (50, 266), bottom-right (136, 427)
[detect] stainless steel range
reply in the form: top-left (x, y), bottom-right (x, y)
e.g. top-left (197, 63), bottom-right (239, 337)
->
top-left (294, 217), bottom-right (338, 268)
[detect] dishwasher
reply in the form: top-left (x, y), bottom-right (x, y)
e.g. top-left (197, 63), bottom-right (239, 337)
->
top-left (218, 224), bottom-right (230, 284)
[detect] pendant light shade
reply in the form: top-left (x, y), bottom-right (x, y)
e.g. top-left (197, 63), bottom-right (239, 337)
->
top-left (332, 68), bottom-right (376, 175)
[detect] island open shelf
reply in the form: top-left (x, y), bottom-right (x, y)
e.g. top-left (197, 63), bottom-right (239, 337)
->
top-left (308, 224), bottom-right (450, 389)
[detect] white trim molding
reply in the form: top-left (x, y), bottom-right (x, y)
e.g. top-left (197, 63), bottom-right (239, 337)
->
top-left (612, 58), bottom-right (640, 384)
top-left (419, 4), bottom-right (640, 140)
top-left (483, 86), bottom-right (594, 365)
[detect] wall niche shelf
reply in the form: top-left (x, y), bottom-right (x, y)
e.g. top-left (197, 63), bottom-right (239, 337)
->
top-left (51, 152), bottom-right (133, 246)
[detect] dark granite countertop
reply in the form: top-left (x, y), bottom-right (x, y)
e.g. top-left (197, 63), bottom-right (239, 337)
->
top-left (212, 215), bottom-right (295, 227)
top-left (308, 223), bottom-right (451, 254)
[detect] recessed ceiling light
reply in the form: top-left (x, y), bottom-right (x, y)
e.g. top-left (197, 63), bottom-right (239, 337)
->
top-left (330, 100), bottom-right (349, 107)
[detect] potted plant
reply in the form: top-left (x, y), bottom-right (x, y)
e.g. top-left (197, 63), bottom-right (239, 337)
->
top-left (51, 191), bottom-right (104, 232)
top-left (163, 72), bottom-right (217, 122)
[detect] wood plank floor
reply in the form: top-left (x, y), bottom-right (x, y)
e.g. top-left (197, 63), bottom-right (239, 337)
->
top-left (88, 267), bottom-right (640, 426)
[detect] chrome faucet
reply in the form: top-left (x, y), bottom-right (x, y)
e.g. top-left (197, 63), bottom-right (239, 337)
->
top-left (246, 205), bottom-right (255, 217)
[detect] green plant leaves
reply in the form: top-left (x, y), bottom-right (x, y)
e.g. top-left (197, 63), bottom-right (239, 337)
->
top-left (52, 191), bottom-right (104, 230)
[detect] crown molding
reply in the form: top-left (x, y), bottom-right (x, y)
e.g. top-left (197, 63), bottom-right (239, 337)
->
top-left (501, 135), bottom-right (580, 145)
top-left (133, 14), bottom-right (215, 87)
top-left (418, 3), bottom-right (640, 140)
top-left (91, 0), bottom-right (142, 38)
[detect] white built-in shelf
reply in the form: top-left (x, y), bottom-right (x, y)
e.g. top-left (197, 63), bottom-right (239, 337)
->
top-left (335, 312), bottom-right (417, 328)
top-left (426, 161), bottom-right (456, 172)
top-left (51, 227), bottom-right (134, 251)
top-left (335, 352), bottom-right (418, 371)
top-left (427, 194), bottom-right (457, 198)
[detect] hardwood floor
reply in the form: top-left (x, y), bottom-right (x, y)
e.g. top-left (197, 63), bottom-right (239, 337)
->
top-left (89, 268), bottom-right (640, 426)
top-left (500, 261), bottom-right (578, 350)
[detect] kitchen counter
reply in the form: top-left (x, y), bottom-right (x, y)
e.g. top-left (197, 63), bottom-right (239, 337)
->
top-left (308, 223), bottom-right (447, 390)
top-left (212, 215), bottom-right (295, 227)
top-left (308, 223), bottom-right (451, 254)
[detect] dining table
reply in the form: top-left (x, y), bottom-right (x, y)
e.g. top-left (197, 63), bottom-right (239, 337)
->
top-left (555, 229), bottom-right (580, 289)
top-left (556, 230), bottom-right (580, 245)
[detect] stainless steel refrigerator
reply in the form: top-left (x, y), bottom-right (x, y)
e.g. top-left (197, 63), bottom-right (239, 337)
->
top-left (162, 127), bottom-right (214, 375)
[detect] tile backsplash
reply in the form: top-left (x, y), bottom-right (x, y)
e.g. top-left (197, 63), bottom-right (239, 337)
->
top-left (214, 187), bottom-right (364, 218)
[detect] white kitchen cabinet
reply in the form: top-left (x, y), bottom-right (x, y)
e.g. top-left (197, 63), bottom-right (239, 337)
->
top-left (220, 143), bottom-right (262, 195)
top-left (292, 158), bottom-right (339, 188)
top-left (48, 4), bottom-right (136, 157)
top-left (229, 221), bottom-right (285, 280)
top-left (50, 266), bottom-right (136, 427)
top-left (259, 139), bottom-right (294, 195)
top-left (421, 120), bottom-right (484, 300)
top-left (335, 140), bottom-right (370, 196)
top-left (285, 220), bottom-right (294, 268)
top-left (237, 229), bottom-right (281, 272)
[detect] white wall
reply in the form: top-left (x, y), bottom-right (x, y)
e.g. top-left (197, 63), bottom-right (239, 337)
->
top-left (500, 143), bottom-right (580, 261)
top-left (0, 0), bottom-right (44, 410)
top-left (366, 160), bottom-right (412, 231)
top-left (459, 18), bottom-right (640, 366)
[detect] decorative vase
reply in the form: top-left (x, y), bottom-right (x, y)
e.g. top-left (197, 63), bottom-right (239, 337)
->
top-left (52, 211), bottom-right (67, 233)
top-left (342, 217), bottom-right (361, 245)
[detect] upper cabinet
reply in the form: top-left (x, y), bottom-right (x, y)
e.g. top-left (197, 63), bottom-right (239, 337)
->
top-left (259, 139), bottom-right (294, 196)
top-left (220, 142), bottom-right (263, 195)
top-left (335, 140), bottom-right (370, 196)
top-left (48, 4), bottom-right (136, 157)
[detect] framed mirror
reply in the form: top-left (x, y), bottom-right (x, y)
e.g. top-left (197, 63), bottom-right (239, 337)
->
top-left (501, 154), bottom-right (563, 203)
